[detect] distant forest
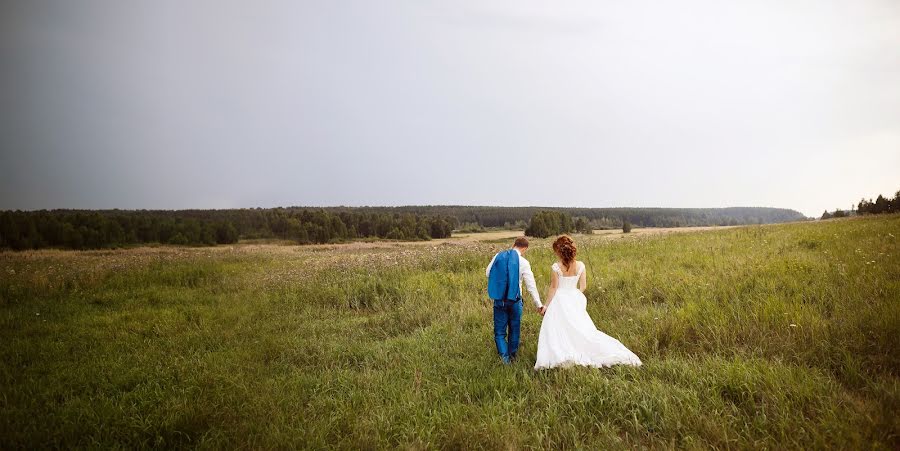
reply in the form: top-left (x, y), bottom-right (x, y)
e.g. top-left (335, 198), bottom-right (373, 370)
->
top-left (322, 206), bottom-right (807, 229)
top-left (0, 206), bottom-right (806, 251)
top-left (0, 209), bottom-right (454, 251)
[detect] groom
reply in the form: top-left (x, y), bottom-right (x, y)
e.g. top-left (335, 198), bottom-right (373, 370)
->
top-left (486, 237), bottom-right (544, 364)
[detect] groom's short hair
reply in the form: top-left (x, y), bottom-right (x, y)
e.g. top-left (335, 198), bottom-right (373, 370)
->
top-left (513, 237), bottom-right (529, 248)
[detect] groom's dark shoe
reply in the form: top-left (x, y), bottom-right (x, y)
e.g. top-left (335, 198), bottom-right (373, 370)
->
top-left (509, 353), bottom-right (517, 363)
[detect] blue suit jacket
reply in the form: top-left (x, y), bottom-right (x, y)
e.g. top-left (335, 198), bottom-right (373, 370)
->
top-left (488, 249), bottom-right (521, 301)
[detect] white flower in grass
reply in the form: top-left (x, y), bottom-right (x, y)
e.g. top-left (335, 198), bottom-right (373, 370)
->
top-left (789, 324), bottom-right (797, 327)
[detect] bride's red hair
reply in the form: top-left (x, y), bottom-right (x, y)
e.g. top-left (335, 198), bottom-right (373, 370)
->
top-left (552, 235), bottom-right (577, 269)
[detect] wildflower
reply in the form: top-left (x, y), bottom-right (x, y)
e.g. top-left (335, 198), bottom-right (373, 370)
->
top-left (789, 324), bottom-right (797, 327)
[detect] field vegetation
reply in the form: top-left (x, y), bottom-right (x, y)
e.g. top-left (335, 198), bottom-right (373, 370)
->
top-left (1, 215), bottom-right (897, 448)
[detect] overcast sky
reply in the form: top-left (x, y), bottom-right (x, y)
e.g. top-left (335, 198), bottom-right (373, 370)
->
top-left (1, 1), bottom-right (898, 217)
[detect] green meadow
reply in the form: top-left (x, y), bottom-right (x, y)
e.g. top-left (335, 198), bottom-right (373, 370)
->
top-left (1, 215), bottom-right (898, 449)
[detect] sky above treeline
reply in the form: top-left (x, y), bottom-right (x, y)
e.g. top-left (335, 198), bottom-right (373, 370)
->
top-left (1, 1), bottom-right (898, 217)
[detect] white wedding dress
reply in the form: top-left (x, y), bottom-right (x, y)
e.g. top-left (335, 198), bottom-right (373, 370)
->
top-left (535, 261), bottom-right (642, 370)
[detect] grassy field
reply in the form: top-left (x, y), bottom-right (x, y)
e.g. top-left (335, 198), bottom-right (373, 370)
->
top-left (1, 215), bottom-right (898, 449)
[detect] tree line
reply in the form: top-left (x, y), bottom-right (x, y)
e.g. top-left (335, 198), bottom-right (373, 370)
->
top-left (0, 209), bottom-right (455, 251)
top-left (821, 190), bottom-right (900, 219)
top-left (0, 204), bottom-right (815, 251)
top-left (322, 206), bottom-right (806, 229)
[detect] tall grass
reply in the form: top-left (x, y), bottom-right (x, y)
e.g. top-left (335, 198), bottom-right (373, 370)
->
top-left (1, 215), bottom-right (898, 449)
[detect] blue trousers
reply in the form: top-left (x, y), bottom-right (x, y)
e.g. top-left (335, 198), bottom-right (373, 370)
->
top-left (493, 298), bottom-right (523, 360)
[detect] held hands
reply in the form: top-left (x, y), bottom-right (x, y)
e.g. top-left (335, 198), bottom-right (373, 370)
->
top-left (537, 306), bottom-right (547, 316)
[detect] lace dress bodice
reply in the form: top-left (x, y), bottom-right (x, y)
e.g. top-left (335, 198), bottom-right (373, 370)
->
top-left (552, 261), bottom-right (584, 290)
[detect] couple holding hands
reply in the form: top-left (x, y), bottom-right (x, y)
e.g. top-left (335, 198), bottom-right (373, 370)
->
top-left (486, 236), bottom-right (642, 369)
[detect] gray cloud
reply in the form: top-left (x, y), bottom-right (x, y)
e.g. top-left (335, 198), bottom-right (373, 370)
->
top-left (2, 0), bottom-right (898, 217)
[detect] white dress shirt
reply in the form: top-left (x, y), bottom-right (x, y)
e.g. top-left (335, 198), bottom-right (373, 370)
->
top-left (486, 248), bottom-right (543, 308)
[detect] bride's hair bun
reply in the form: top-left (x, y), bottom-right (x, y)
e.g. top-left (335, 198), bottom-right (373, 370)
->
top-left (552, 235), bottom-right (577, 269)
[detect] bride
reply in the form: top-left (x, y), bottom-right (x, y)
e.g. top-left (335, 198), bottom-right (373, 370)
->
top-left (535, 235), bottom-right (642, 370)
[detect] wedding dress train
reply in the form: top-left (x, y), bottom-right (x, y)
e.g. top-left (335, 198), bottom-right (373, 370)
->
top-left (535, 262), bottom-right (642, 370)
